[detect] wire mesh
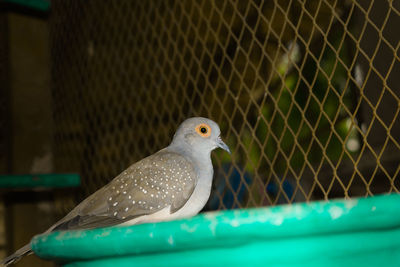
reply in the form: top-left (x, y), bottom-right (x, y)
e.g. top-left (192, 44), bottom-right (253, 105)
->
top-left (50, 0), bottom-right (400, 211)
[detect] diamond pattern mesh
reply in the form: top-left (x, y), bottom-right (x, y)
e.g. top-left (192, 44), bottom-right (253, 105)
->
top-left (50, 0), bottom-right (400, 212)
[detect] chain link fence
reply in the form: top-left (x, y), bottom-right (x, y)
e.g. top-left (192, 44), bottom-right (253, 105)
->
top-left (50, 0), bottom-right (400, 212)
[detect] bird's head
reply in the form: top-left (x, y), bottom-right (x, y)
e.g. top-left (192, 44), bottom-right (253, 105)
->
top-left (171, 117), bottom-right (230, 155)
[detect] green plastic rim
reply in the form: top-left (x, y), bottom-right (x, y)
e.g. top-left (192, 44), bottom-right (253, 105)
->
top-left (31, 194), bottom-right (400, 266)
top-left (0, 174), bottom-right (80, 189)
top-left (3, 0), bottom-right (50, 11)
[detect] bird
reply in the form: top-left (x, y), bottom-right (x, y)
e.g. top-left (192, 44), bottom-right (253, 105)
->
top-left (2, 117), bottom-right (230, 265)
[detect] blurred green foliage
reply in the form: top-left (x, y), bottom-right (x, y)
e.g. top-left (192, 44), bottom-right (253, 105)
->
top-left (207, 0), bottom-right (360, 205)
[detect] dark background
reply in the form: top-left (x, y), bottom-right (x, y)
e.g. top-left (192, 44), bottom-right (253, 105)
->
top-left (1, 1), bottom-right (399, 266)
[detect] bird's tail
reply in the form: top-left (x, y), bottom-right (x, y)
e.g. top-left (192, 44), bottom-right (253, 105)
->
top-left (1, 244), bottom-right (32, 266)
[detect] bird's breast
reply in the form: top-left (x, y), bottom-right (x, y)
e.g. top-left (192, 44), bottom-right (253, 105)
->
top-left (170, 156), bottom-right (214, 218)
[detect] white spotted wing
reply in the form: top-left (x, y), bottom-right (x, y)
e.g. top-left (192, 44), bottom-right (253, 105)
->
top-left (54, 151), bottom-right (197, 230)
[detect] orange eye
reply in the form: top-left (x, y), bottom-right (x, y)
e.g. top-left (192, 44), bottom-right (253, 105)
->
top-left (195, 124), bottom-right (211, 137)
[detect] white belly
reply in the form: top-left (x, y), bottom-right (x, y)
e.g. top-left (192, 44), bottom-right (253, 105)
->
top-left (121, 169), bottom-right (213, 226)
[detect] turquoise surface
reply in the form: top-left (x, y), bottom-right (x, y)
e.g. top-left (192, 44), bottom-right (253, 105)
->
top-left (31, 194), bottom-right (400, 266)
top-left (0, 174), bottom-right (80, 189)
top-left (3, 0), bottom-right (50, 11)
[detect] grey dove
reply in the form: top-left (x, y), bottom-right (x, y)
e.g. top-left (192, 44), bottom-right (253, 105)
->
top-left (2, 117), bottom-right (230, 265)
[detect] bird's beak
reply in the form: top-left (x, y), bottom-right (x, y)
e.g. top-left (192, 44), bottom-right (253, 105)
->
top-left (217, 137), bottom-right (231, 154)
